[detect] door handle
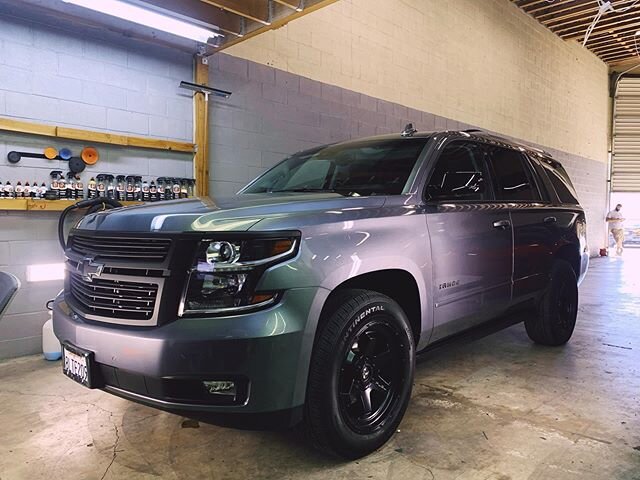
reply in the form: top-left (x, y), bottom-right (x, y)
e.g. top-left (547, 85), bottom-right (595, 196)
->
top-left (492, 219), bottom-right (511, 229)
top-left (543, 216), bottom-right (557, 224)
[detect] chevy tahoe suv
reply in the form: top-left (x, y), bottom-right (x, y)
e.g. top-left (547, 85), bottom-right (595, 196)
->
top-left (53, 128), bottom-right (588, 458)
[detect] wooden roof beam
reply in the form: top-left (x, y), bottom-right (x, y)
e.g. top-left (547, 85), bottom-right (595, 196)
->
top-left (586, 29), bottom-right (640, 48)
top-left (200, 0), bottom-right (271, 25)
top-left (518, 0), bottom-right (579, 15)
top-left (590, 41), bottom-right (637, 56)
top-left (143, 0), bottom-right (245, 37)
top-left (600, 51), bottom-right (637, 62)
top-left (218, 0), bottom-right (337, 50)
top-left (536, 1), bottom-right (598, 21)
top-left (273, 0), bottom-right (302, 11)
top-left (558, 9), bottom-right (640, 38)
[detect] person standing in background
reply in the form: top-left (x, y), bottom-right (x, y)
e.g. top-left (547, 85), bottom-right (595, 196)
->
top-left (606, 204), bottom-right (626, 256)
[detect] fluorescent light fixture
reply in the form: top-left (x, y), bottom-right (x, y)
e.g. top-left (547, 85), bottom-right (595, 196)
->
top-left (26, 263), bottom-right (65, 282)
top-left (61, 0), bottom-right (222, 44)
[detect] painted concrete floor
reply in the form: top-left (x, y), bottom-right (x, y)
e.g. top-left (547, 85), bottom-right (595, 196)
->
top-left (1, 251), bottom-right (640, 480)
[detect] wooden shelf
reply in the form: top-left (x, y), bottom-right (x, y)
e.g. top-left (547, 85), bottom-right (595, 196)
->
top-left (0, 199), bottom-right (142, 212)
top-left (0, 118), bottom-right (195, 153)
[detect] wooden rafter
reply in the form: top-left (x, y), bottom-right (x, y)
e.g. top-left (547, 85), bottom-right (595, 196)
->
top-left (145, 0), bottom-right (245, 37)
top-left (200, 0), bottom-right (271, 25)
top-left (273, 0), bottom-right (302, 10)
top-left (218, 0), bottom-right (338, 51)
top-left (513, 0), bottom-right (640, 65)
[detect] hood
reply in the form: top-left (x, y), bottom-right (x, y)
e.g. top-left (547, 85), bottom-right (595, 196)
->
top-left (74, 193), bottom-right (387, 232)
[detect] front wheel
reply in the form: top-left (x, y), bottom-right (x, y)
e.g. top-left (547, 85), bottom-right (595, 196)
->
top-left (303, 289), bottom-right (415, 458)
top-left (525, 259), bottom-right (578, 346)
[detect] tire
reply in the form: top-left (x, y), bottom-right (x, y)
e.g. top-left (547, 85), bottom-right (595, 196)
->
top-left (303, 289), bottom-right (415, 459)
top-left (525, 260), bottom-right (578, 346)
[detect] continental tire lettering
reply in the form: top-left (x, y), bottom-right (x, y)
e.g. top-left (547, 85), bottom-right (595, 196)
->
top-left (356, 305), bottom-right (385, 322)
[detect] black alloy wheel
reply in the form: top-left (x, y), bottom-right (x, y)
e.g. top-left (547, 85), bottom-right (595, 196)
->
top-left (303, 289), bottom-right (415, 458)
top-left (338, 321), bottom-right (404, 434)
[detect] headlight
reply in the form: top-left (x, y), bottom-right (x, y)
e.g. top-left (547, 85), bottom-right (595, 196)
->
top-left (179, 236), bottom-right (298, 316)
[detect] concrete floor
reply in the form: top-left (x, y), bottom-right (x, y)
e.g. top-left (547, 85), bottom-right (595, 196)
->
top-left (1, 251), bottom-right (639, 480)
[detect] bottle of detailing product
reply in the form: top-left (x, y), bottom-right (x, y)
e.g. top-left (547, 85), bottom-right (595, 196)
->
top-left (149, 180), bottom-right (157, 202)
top-left (15, 181), bottom-right (23, 198)
top-left (134, 176), bottom-right (142, 201)
top-left (58, 174), bottom-right (67, 199)
top-left (106, 175), bottom-right (115, 199)
top-left (24, 182), bottom-right (31, 198)
top-left (0, 180), bottom-right (4, 198)
top-left (87, 177), bottom-right (97, 199)
top-left (142, 179), bottom-right (150, 202)
top-left (187, 179), bottom-right (195, 198)
top-left (5, 181), bottom-right (14, 199)
top-left (75, 175), bottom-right (84, 200)
top-left (164, 178), bottom-right (172, 201)
top-left (156, 177), bottom-right (164, 201)
top-left (172, 178), bottom-right (181, 200)
top-left (31, 181), bottom-right (38, 198)
top-left (39, 182), bottom-right (47, 199)
top-left (125, 175), bottom-right (134, 201)
top-left (50, 171), bottom-right (60, 198)
top-left (179, 179), bottom-right (188, 199)
top-left (96, 174), bottom-right (106, 198)
top-left (66, 173), bottom-right (76, 200)
top-left (115, 175), bottom-right (125, 202)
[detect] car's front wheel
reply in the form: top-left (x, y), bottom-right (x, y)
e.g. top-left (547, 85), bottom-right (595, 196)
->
top-left (303, 289), bottom-right (415, 458)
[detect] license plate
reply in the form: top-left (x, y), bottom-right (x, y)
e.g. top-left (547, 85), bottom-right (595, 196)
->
top-left (62, 343), bottom-right (93, 388)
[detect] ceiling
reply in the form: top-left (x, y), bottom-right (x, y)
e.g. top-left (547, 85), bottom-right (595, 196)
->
top-left (0, 0), bottom-right (336, 54)
top-left (141, 0), bottom-right (337, 51)
top-left (513, 0), bottom-right (640, 66)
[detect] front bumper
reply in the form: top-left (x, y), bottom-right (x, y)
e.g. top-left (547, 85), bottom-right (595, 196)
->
top-left (53, 287), bottom-right (329, 429)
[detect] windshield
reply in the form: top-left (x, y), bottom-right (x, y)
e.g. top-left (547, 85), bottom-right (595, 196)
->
top-left (241, 138), bottom-right (429, 196)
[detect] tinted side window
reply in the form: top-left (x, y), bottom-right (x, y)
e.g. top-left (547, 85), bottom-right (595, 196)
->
top-left (540, 160), bottom-right (578, 204)
top-left (426, 141), bottom-right (491, 201)
top-left (486, 147), bottom-right (541, 201)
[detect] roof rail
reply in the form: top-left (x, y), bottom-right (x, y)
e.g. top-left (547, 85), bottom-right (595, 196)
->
top-left (460, 129), bottom-right (551, 157)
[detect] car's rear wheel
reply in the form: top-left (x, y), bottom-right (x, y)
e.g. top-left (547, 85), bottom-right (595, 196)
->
top-left (525, 259), bottom-right (578, 346)
top-left (303, 289), bottom-right (415, 459)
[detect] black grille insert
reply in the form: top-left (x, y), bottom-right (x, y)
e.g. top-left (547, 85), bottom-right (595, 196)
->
top-left (70, 235), bottom-right (171, 262)
top-left (69, 273), bottom-right (159, 321)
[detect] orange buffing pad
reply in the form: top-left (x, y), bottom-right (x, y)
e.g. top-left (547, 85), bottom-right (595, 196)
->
top-left (44, 147), bottom-right (58, 159)
top-left (81, 146), bottom-right (99, 165)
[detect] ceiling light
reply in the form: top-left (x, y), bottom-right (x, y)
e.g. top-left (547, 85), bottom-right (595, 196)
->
top-left (61, 0), bottom-right (222, 44)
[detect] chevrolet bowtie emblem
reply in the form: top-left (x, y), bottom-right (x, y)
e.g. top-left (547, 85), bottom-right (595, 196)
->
top-left (79, 257), bottom-right (104, 282)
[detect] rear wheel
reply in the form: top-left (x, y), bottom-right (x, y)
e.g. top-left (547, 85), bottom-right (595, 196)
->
top-left (303, 289), bottom-right (415, 458)
top-left (525, 260), bottom-right (578, 346)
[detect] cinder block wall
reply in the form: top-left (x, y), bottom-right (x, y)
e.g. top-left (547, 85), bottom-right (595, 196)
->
top-left (0, 12), bottom-right (194, 359)
top-left (209, 0), bottom-right (609, 251)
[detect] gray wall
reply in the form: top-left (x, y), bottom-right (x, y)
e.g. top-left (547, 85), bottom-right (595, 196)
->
top-left (208, 53), bottom-right (607, 254)
top-left (0, 13), bottom-right (194, 359)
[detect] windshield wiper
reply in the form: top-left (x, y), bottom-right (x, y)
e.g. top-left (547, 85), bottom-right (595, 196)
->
top-left (270, 188), bottom-right (349, 196)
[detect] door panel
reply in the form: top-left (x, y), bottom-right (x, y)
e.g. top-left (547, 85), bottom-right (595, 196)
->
top-left (485, 146), bottom-right (553, 302)
top-left (510, 207), bottom-right (557, 300)
top-left (423, 139), bottom-right (514, 342)
top-left (427, 204), bottom-right (513, 341)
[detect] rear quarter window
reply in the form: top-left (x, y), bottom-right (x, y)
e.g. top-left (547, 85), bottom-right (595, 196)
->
top-left (540, 159), bottom-right (578, 205)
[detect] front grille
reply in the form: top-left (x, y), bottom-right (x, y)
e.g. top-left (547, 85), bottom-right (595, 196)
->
top-left (69, 272), bottom-right (159, 321)
top-left (69, 234), bottom-right (172, 262)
